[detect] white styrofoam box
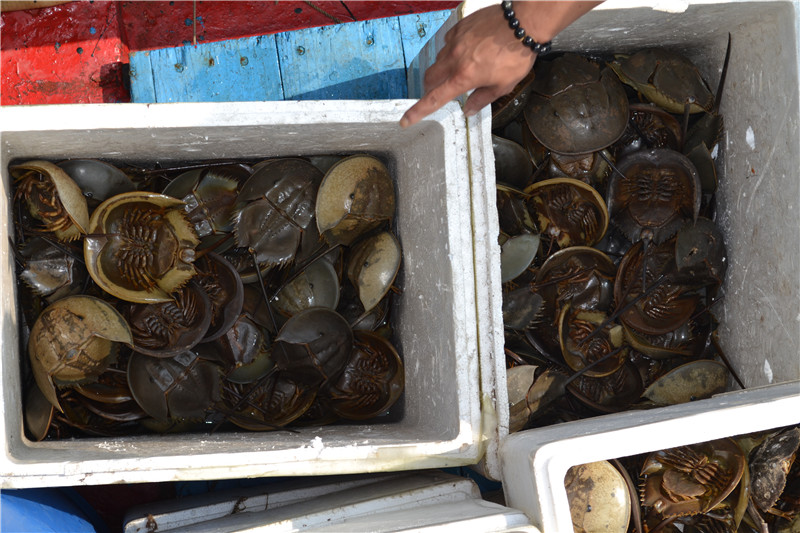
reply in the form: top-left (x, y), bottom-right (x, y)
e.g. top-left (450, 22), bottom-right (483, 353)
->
top-left (493, 0), bottom-right (800, 530)
top-left (0, 100), bottom-right (494, 487)
top-left (503, 383), bottom-right (800, 532)
top-left (408, 0), bottom-right (800, 488)
top-left (124, 470), bottom-right (538, 533)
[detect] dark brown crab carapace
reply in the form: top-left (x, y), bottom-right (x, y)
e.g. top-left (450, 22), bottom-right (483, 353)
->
top-left (526, 178), bottom-right (609, 249)
top-left (122, 282), bottom-right (212, 358)
top-left (328, 330), bottom-right (404, 421)
top-left (524, 53), bottom-right (629, 155)
top-left (640, 438), bottom-right (745, 518)
top-left (607, 148), bottom-right (701, 245)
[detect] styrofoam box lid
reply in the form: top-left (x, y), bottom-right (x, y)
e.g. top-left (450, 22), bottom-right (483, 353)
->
top-left (0, 100), bottom-right (498, 487)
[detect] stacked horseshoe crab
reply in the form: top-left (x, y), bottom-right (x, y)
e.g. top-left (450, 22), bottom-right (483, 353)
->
top-left (14, 154), bottom-right (404, 440)
top-left (494, 45), bottom-right (734, 433)
top-left (564, 424), bottom-right (800, 531)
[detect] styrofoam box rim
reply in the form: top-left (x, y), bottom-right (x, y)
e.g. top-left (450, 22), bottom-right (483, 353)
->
top-left (0, 100), bottom-right (498, 487)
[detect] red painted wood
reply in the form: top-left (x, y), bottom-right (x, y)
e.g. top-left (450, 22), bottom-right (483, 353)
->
top-left (120, 1), bottom-right (458, 52)
top-left (1, 0), bottom-right (130, 105)
top-left (120, 1), bottom-right (354, 51)
top-left (1, 0), bottom-right (458, 105)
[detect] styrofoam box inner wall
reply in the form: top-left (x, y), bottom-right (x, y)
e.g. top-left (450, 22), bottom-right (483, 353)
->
top-left (556, 0), bottom-right (800, 389)
top-left (499, 2), bottom-right (800, 531)
top-left (0, 101), bottom-right (485, 487)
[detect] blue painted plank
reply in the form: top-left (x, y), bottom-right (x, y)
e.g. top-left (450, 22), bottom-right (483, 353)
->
top-left (398, 10), bottom-right (454, 70)
top-left (128, 51), bottom-right (157, 103)
top-left (276, 17), bottom-right (407, 100)
top-left (130, 35), bottom-right (283, 103)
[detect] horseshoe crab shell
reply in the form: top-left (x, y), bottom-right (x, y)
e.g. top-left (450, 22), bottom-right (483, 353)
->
top-left (28, 295), bottom-right (132, 412)
top-left (11, 160), bottom-right (89, 242)
top-left (83, 191), bottom-right (200, 303)
top-left (315, 155), bottom-right (396, 246)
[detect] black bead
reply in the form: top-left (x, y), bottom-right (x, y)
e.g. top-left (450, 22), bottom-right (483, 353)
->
top-left (522, 36), bottom-right (533, 47)
top-left (514, 27), bottom-right (526, 39)
top-left (508, 18), bottom-right (520, 30)
top-left (501, 1), bottom-right (512, 10)
top-left (503, 8), bottom-right (515, 20)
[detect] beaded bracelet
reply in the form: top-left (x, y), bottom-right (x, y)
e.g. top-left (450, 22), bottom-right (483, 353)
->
top-left (501, 1), bottom-right (552, 55)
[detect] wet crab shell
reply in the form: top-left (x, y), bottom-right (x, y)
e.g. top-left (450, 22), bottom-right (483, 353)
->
top-left (749, 427), bottom-right (800, 513)
top-left (315, 155), bottom-right (396, 246)
top-left (565, 461), bottom-right (631, 533)
top-left (274, 307), bottom-right (354, 386)
top-left (234, 159), bottom-right (322, 268)
top-left (535, 245), bottom-right (616, 312)
top-left (58, 159), bottom-right (136, 204)
top-left (609, 48), bottom-right (714, 114)
top-left (640, 438), bottom-right (745, 518)
top-left (127, 350), bottom-right (222, 421)
top-left (346, 231), bottom-right (402, 314)
top-left (494, 135), bottom-right (535, 189)
top-left (607, 148), bottom-right (701, 245)
top-left (525, 178), bottom-right (610, 248)
top-left (524, 54), bottom-right (629, 155)
top-left (567, 362), bottom-right (644, 414)
top-left (328, 330), bottom-right (404, 421)
top-left (273, 258), bottom-right (340, 317)
top-left (18, 237), bottom-right (87, 303)
top-left (558, 303), bottom-right (629, 378)
top-left (614, 239), bottom-right (700, 336)
top-left (163, 165), bottom-right (248, 247)
top-left (84, 191), bottom-right (200, 303)
top-left (492, 68), bottom-right (537, 130)
top-left (122, 281), bottom-right (212, 358)
top-left (11, 160), bottom-right (90, 242)
top-left (194, 252), bottom-right (245, 342)
top-left (28, 295), bottom-right (133, 412)
top-left (222, 371), bottom-right (317, 430)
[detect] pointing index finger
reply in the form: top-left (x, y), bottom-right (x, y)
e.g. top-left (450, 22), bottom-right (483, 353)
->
top-left (400, 76), bottom-right (472, 128)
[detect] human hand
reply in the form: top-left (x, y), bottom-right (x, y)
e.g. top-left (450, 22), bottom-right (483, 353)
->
top-left (400, 1), bottom-right (603, 128)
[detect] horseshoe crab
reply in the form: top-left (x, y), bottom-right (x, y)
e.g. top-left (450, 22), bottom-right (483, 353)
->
top-left (83, 191), bottom-right (200, 303)
top-left (235, 158), bottom-right (323, 268)
top-left (122, 282), bottom-right (212, 358)
top-left (608, 48), bottom-right (714, 114)
top-left (640, 438), bottom-right (745, 518)
top-left (524, 53), bottom-right (629, 155)
top-left (526, 178), bottom-right (609, 248)
top-left (127, 350), bottom-right (222, 422)
top-left (558, 303), bottom-right (628, 378)
top-left (18, 237), bottom-right (87, 304)
top-left (273, 307), bottom-right (353, 386)
top-left (315, 155), bottom-right (396, 246)
top-left (28, 295), bottom-right (132, 411)
top-left (163, 164), bottom-right (248, 249)
top-left (328, 330), bottom-right (404, 420)
top-left (58, 159), bottom-right (136, 204)
top-left (346, 231), bottom-right (401, 314)
top-left (750, 427), bottom-right (800, 515)
top-left (566, 461), bottom-right (631, 533)
top-left (12, 160), bottom-right (89, 242)
top-left (607, 148), bottom-right (701, 245)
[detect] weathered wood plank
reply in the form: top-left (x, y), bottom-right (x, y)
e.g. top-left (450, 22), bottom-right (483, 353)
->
top-left (398, 10), bottom-right (453, 70)
top-left (276, 17), bottom-right (407, 100)
top-left (130, 35), bottom-right (283, 103)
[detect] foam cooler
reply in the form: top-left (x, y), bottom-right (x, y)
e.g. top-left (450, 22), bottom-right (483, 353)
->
top-left (0, 100), bottom-right (494, 487)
